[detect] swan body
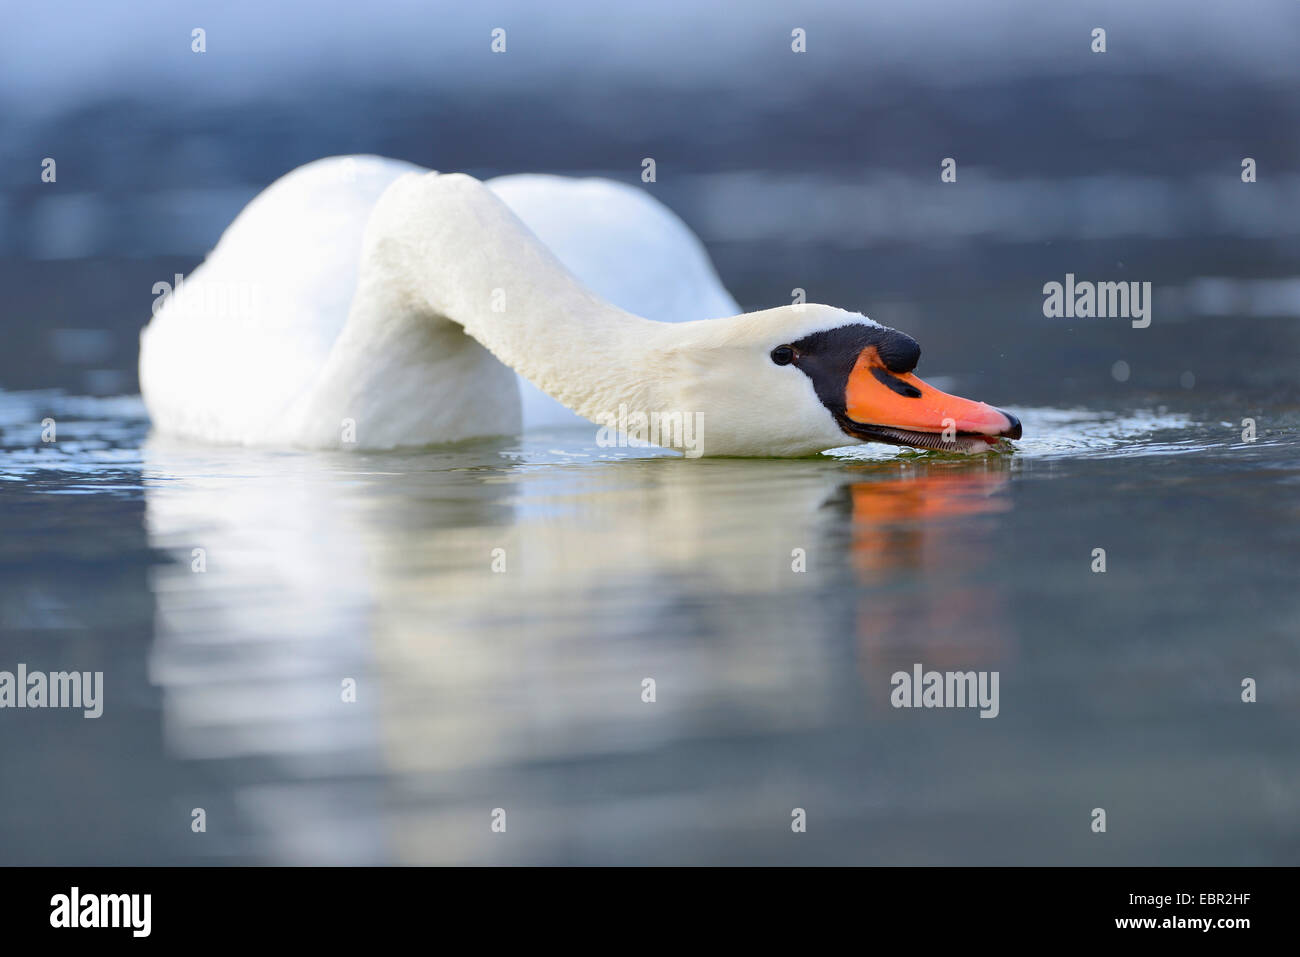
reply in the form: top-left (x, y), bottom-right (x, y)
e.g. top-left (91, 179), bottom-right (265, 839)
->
top-left (140, 156), bottom-right (738, 440)
top-left (140, 156), bottom-right (1019, 456)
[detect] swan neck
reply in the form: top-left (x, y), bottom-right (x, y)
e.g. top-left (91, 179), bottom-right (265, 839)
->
top-left (385, 174), bottom-right (670, 421)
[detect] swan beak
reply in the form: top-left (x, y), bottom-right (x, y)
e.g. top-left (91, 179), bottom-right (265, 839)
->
top-left (843, 346), bottom-right (1021, 447)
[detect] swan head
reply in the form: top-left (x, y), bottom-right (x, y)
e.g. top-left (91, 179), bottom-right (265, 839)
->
top-left (668, 305), bottom-right (1021, 457)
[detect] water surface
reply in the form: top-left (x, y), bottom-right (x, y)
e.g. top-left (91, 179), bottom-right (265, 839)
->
top-left (2, 390), bottom-right (1295, 864)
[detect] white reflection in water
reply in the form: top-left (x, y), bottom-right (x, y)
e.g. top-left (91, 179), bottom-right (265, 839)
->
top-left (22, 396), bottom-right (1270, 863)
top-left (139, 429), bottom-right (1027, 862)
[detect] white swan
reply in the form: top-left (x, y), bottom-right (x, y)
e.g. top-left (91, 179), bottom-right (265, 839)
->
top-left (140, 155), bottom-right (1019, 456)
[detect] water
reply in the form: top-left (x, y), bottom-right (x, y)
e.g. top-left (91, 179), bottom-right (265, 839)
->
top-left (2, 390), bottom-right (1295, 864)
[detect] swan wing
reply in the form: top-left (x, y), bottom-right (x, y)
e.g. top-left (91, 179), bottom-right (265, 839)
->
top-left (139, 155), bottom-right (423, 444)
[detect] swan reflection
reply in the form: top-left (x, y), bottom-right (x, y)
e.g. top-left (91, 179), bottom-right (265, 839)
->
top-left (142, 437), bottom-right (1016, 862)
top-left (831, 462), bottom-right (1016, 711)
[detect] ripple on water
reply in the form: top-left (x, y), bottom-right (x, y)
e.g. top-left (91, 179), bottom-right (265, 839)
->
top-left (823, 406), bottom-right (1261, 464)
top-left (0, 391), bottom-right (1290, 480)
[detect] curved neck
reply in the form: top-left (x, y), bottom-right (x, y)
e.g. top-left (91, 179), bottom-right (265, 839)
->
top-left (357, 172), bottom-right (673, 424)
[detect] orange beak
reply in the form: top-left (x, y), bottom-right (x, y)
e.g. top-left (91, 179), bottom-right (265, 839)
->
top-left (843, 347), bottom-right (1021, 448)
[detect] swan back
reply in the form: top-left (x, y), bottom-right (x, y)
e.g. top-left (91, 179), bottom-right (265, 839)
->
top-left (139, 156), bottom-right (422, 444)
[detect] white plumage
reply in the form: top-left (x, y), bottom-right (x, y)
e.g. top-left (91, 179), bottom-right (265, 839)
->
top-left (139, 155), bottom-right (740, 443)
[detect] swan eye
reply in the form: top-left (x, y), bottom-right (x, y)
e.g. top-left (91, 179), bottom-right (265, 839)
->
top-left (770, 345), bottom-right (795, 366)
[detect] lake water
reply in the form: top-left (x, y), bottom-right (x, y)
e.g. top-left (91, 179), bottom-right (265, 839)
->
top-left (2, 389), bottom-right (1296, 864)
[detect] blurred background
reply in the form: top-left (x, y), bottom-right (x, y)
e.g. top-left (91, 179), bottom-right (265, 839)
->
top-left (3, 0), bottom-right (1299, 400)
top-left (1, 0), bottom-right (1297, 864)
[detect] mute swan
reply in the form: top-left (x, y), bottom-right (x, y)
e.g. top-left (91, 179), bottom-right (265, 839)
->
top-left (139, 155), bottom-right (1020, 456)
